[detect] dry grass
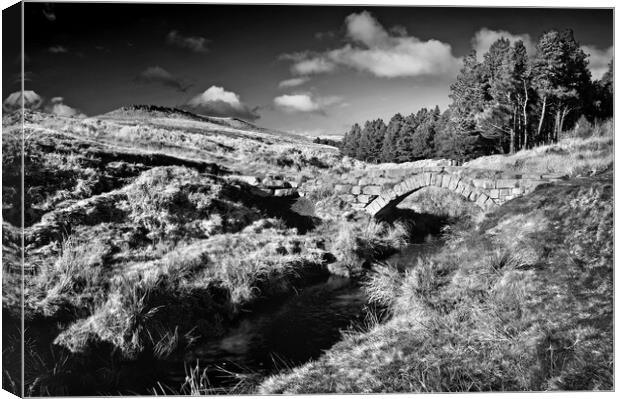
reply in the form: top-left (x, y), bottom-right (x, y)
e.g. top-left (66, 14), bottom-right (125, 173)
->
top-left (464, 131), bottom-right (613, 177)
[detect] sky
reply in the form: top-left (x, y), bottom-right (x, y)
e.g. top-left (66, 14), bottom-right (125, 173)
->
top-left (3, 2), bottom-right (614, 137)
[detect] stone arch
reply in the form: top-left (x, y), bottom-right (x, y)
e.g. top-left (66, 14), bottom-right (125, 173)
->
top-left (364, 172), bottom-right (496, 216)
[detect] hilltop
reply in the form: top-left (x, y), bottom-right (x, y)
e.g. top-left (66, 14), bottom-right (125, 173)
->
top-left (99, 105), bottom-right (311, 143)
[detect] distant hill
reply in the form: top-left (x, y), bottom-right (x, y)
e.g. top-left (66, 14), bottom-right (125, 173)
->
top-left (99, 104), bottom-right (309, 142)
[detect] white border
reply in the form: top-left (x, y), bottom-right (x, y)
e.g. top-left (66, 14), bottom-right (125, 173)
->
top-left (0, 2), bottom-right (616, 399)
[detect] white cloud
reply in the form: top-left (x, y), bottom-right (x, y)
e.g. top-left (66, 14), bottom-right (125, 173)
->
top-left (281, 11), bottom-right (460, 78)
top-left (281, 52), bottom-right (337, 75)
top-left (184, 86), bottom-right (259, 121)
top-left (274, 93), bottom-right (342, 114)
top-left (278, 77), bottom-right (311, 88)
top-left (166, 30), bottom-right (209, 53)
top-left (188, 86), bottom-right (242, 108)
top-left (471, 28), bottom-right (535, 61)
top-left (46, 97), bottom-right (85, 118)
top-left (582, 45), bottom-right (613, 80)
top-left (3, 90), bottom-right (43, 112)
top-left (345, 11), bottom-right (390, 47)
top-left (3, 91), bottom-right (85, 117)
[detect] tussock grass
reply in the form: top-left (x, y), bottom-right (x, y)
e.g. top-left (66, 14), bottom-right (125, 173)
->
top-left (259, 173), bottom-right (613, 393)
top-left (330, 220), bottom-right (408, 275)
top-left (34, 236), bottom-right (110, 315)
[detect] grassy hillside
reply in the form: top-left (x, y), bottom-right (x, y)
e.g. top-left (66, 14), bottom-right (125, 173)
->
top-left (259, 165), bottom-right (613, 393)
top-left (1, 109), bottom-right (408, 395)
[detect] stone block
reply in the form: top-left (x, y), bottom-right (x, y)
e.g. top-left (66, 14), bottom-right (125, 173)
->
top-left (511, 187), bottom-right (524, 195)
top-left (476, 193), bottom-right (490, 207)
top-left (455, 181), bottom-right (466, 195)
top-left (374, 196), bottom-right (388, 209)
top-left (350, 186), bottom-right (362, 195)
top-left (385, 188), bottom-right (397, 199)
top-left (448, 176), bottom-right (460, 190)
top-left (499, 188), bottom-right (512, 196)
top-left (394, 182), bottom-right (407, 196)
top-left (441, 175), bottom-right (452, 188)
top-left (423, 172), bottom-right (432, 186)
top-left (334, 184), bottom-right (351, 194)
top-left (488, 188), bottom-right (500, 198)
top-left (406, 176), bottom-right (419, 191)
top-left (430, 174), bottom-right (440, 186)
top-left (469, 190), bottom-right (479, 201)
top-left (423, 166), bottom-right (444, 173)
top-left (368, 169), bottom-right (385, 178)
top-left (362, 185), bottom-right (382, 195)
top-left (338, 194), bottom-right (355, 202)
top-left (522, 173), bottom-right (543, 179)
top-left (366, 201), bottom-right (380, 215)
top-left (273, 188), bottom-right (295, 197)
top-left (496, 179), bottom-right (519, 188)
top-left (472, 179), bottom-right (495, 189)
top-left (385, 169), bottom-right (406, 179)
top-left (485, 199), bottom-right (499, 209)
top-left (357, 194), bottom-right (372, 203)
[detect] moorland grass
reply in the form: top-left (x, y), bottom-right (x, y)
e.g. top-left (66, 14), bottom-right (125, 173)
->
top-left (464, 122), bottom-right (613, 177)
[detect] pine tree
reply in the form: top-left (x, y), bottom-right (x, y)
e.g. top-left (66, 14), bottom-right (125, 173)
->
top-left (445, 51), bottom-right (488, 157)
top-left (599, 59), bottom-right (613, 118)
top-left (368, 119), bottom-right (387, 163)
top-left (356, 121), bottom-right (374, 161)
top-left (410, 110), bottom-right (438, 160)
top-left (478, 38), bottom-right (515, 153)
top-left (342, 123), bottom-right (361, 157)
top-left (381, 113), bottom-right (405, 162)
top-left (531, 29), bottom-right (591, 144)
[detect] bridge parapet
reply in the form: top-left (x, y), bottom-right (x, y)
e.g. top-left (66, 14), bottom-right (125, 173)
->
top-left (230, 165), bottom-right (568, 216)
top-left (300, 166), bottom-right (567, 216)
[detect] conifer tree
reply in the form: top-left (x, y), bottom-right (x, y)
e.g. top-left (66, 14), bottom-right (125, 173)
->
top-left (381, 114), bottom-right (405, 162)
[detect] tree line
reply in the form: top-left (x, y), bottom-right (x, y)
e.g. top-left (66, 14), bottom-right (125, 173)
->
top-left (334, 29), bottom-right (613, 163)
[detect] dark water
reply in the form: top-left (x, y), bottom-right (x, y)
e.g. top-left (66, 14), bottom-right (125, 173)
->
top-left (159, 275), bottom-right (368, 392)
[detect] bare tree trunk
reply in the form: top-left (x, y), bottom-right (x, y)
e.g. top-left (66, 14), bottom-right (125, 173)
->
top-left (537, 95), bottom-right (547, 144)
top-left (511, 105), bottom-right (517, 154)
top-left (522, 82), bottom-right (529, 149)
top-left (559, 107), bottom-right (570, 135)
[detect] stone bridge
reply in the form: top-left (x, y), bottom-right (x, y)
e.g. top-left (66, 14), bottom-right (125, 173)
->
top-left (299, 164), bottom-right (568, 216)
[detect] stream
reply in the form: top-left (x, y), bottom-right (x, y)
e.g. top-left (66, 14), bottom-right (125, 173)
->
top-left (157, 275), bottom-right (369, 392)
top-left (154, 238), bottom-right (445, 393)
